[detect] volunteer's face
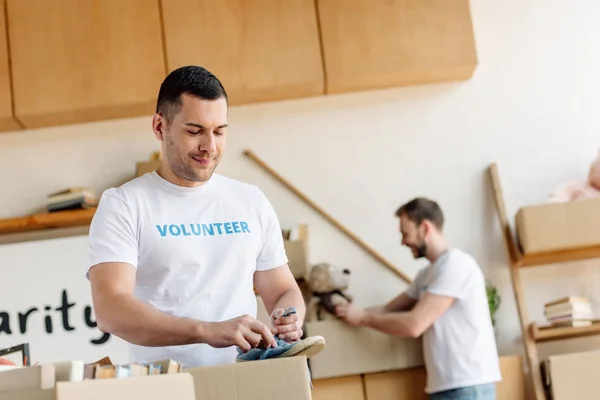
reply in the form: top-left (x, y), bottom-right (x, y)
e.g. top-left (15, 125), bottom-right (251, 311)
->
top-left (157, 94), bottom-right (228, 185)
top-left (399, 215), bottom-right (427, 259)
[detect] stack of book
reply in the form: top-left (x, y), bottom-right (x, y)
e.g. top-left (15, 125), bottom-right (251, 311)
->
top-left (544, 296), bottom-right (594, 327)
top-left (46, 187), bottom-right (98, 212)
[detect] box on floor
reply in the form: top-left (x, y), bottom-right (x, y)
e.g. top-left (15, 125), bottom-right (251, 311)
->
top-left (0, 356), bottom-right (311, 400)
top-left (311, 354), bottom-right (526, 400)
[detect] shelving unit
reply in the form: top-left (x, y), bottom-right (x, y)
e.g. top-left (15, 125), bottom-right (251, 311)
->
top-left (0, 208), bottom-right (96, 244)
top-left (488, 163), bottom-right (600, 400)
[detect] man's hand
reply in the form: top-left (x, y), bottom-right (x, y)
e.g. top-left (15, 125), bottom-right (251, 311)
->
top-left (270, 308), bottom-right (303, 342)
top-left (335, 303), bottom-right (366, 327)
top-left (201, 314), bottom-right (276, 352)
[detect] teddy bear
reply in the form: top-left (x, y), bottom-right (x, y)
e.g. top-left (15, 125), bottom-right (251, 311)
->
top-left (305, 262), bottom-right (353, 322)
top-left (548, 150), bottom-right (600, 203)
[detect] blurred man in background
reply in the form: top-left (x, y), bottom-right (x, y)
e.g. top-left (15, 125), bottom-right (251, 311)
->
top-left (336, 197), bottom-right (501, 400)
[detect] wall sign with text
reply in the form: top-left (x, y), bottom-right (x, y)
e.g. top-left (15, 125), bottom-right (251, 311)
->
top-left (0, 235), bottom-right (129, 365)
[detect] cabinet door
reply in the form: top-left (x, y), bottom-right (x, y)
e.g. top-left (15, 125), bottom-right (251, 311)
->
top-left (161, 0), bottom-right (324, 106)
top-left (6, 0), bottom-right (167, 129)
top-left (317, 0), bottom-right (478, 94)
top-left (0, 0), bottom-right (20, 132)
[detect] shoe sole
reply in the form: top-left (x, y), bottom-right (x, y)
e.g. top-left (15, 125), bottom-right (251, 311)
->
top-left (236, 336), bottom-right (326, 363)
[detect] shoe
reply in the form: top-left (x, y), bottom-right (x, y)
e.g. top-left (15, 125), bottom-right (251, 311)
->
top-left (235, 307), bottom-right (326, 363)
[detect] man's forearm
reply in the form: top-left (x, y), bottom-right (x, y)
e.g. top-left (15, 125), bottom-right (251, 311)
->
top-left (362, 311), bottom-right (420, 338)
top-left (95, 293), bottom-right (205, 347)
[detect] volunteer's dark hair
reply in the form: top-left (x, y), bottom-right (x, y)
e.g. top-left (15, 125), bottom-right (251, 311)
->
top-left (156, 65), bottom-right (228, 123)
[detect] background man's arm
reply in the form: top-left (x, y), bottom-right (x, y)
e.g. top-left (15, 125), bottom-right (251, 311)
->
top-left (366, 292), bottom-right (418, 314)
top-left (361, 293), bottom-right (455, 337)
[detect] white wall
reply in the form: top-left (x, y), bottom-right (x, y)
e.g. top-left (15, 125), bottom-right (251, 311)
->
top-left (1, 0), bottom-right (600, 364)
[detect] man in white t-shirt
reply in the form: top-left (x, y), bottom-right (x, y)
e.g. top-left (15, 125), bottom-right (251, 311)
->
top-left (335, 197), bottom-right (501, 399)
top-left (86, 65), bottom-right (306, 368)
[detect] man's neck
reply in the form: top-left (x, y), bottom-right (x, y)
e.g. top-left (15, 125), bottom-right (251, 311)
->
top-left (426, 239), bottom-right (449, 263)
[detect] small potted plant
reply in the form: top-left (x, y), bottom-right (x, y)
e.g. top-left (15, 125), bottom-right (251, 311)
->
top-left (486, 279), bottom-right (501, 328)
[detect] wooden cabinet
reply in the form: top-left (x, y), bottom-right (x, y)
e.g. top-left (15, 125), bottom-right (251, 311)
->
top-left (6, 0), bottom-right (167, 129)
top-left (0, 0), bottom-right (20, 132)
top-left (316, 0), bottom-right (478, 94)
top-left (160, 0), bottom-right (324, 105)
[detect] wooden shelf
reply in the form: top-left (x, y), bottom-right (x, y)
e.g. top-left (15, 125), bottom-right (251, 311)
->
top-left (515, 245), bottom-right (600, 268)
top-left (530, 320), bottom-right (600, 343)
top-left (0, 208), bottom-right (96, 235)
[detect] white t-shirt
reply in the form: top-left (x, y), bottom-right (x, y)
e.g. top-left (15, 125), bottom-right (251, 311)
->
top-left (405, 248), bottom-right (502, 394)
top-left (86, 171), bottom-right (288, 368)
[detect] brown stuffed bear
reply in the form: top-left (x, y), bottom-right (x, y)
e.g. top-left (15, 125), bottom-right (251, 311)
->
top-left (305, 262), bottom-right (353, 322)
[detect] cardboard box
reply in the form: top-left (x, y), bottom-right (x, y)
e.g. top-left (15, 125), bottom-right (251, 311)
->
top-left (0, 388), bottom-right (54, 400)
top-left (184, 356), bottom-right (311, 400)
top-left (363, 367), bottom-right (428, 400)
top-left (542, 350), bottom-right (600, 400)
top-left (515, 198), bottom-right (600, 254)
top-left (0, 357), bottom-right (311, 400)
top-left (0, 373), bottom-right (194, 400)
top-left (304, 320), bottom-right (423, 379)
top-left (0, 365), bottom-right (55, 393)
top-left (284, 239), bottom-right (309, 279)
top-left (360, 354), bottom-right (524, 400)
top-left (312, 375), bottom-right (365, 400)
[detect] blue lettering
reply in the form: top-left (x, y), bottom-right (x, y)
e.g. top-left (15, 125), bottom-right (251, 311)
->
top-left (169, 225), bottom-right (181, 236)
top-left (156, 225), bottom-right (168, 237)
top-left (156, 221), bottom-right (251, 237)
top-left (202, 224), bottom-right (214, 236)
top-left (240, 221), bottom-right (250, 233)
top-left (191, 224), bottom-right (201, 236)
top-left (213, 223), bottom-right (223, 234)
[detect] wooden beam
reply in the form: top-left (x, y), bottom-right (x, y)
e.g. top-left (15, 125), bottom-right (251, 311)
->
top-left (243, 149), bottom-right (412, 284)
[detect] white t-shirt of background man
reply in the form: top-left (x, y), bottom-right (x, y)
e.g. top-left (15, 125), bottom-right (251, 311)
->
top-left (86, 171), bottom-right (288, 368)
top-left (405, 248), bottom-right (502, 394)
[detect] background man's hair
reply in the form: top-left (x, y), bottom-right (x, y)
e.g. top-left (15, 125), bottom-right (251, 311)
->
top-left (395, 197), bottom-right (444, 230)
top-left (156, 65), bottom-right (228, 123)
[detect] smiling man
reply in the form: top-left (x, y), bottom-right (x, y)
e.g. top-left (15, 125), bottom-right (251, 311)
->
top-left (86, 65), bottom-right (305, 368)
top-left (335, 197), bottom-right (502, 400)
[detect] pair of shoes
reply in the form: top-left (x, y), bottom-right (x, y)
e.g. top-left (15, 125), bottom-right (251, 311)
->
top-left (235, 307), bottom-right (326, 363)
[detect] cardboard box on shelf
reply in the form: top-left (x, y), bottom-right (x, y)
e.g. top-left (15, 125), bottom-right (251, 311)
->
top-left (541, 349), bottom-right (600, 400)
top-left (285, 239), bottom-right (309, 279)
top-left (515, 197), bottom-right (600, 254)
top-left (304, 320), bottom-right (423, 379)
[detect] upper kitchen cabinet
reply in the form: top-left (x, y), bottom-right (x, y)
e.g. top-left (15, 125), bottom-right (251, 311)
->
top-left (161, 0), bottom-right (324, 105)
top-left (6, 0), bottom-right (167, 129)
top-left (0, 0), bottom-right (20, 132)
top-left (316, 0), bottom-right (478, 94)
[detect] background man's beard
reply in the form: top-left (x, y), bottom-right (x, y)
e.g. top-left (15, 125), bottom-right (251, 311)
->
top-left (414, 243), bottom-right (427, 258)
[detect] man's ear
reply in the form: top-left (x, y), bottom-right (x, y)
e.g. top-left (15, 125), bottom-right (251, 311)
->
top-left (421, 220), bottom-right (433, 236)
top-left (152, 113), bottom-right (166, 141)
